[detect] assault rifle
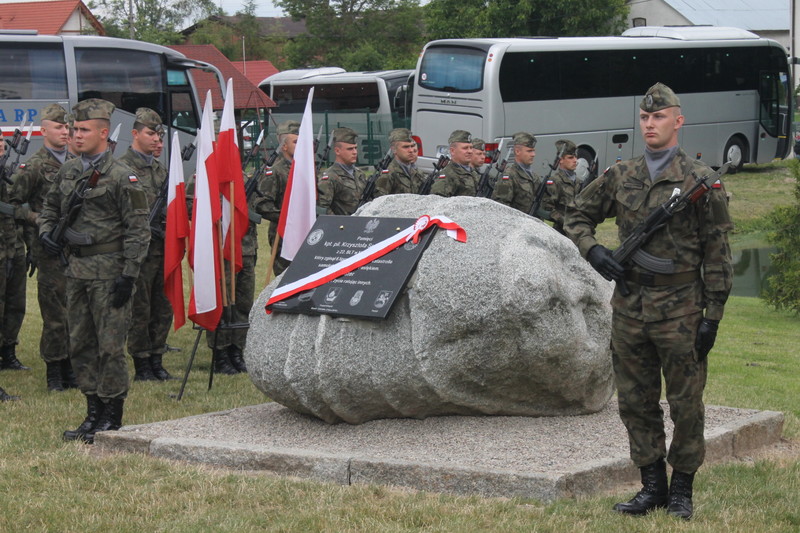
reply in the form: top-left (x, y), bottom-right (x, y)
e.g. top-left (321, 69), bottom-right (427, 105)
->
top-left (580, 153), bottom-right (600, 191)
top-left (357, 148), bottom-right (394, 208)
top-left (107, 124), bottom-right (121, 154)
top-left (241, 129), bottom-right (265, 170)
top-left (528, 145), bottom-right (565, 218)
top-left (418, 155), bottom-right (450, 196)
top-left (148, 143), bottom-right (195, 239)
top-left (46, 165), bottom-right (102, 266)
top-left (316, 130), bottom-right (334, 173)
top-left (1, 120), bottom-right (28, 185)
top-left (478, 142), bottom-right (513, 198)
top-left (612, 162), bottom-right (732, 297)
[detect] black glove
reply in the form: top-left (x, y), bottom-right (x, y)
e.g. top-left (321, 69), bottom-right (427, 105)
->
top-left (109, 275), bottom-right (135, 308)
top-left (695, 318), bottom-right (719, 362)
top-left (40, 232), bottom-right (63, 257)
top-left (587, 245), bottom-right (625, 282)
top-left (26, 249), bottom-right (36, 278)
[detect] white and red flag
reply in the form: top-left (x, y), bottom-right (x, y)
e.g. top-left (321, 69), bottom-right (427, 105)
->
top-left (277, 87), bottom-right (317, 261)
top-left (217, 78), bottom-right (248, 272)
top-left (164, 131), bottom-right (189, 330)
top-left (188, 92), bottom-right (223, 331)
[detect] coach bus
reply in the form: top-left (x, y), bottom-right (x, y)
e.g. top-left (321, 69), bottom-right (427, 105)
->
top-left (260, 69), bottom-right (413, 165)
top-left (0, 31), bottom-right (222, 169)
top-left (411, 26), bottom-right (793, 176)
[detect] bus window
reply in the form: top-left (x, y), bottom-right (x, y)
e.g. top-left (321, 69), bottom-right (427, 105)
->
top-left (418, 46), bottom-right (485, 93)
top-left (0, 43), bottom-right (67, 100)
top-left (166, 69), bottom-right (199, 134)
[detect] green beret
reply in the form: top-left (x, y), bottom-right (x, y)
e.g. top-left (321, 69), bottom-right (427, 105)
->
top-left (555, 139), bottom-right (577, 156)
top-left (134, 107), bottom-right (163, 133)
top-left (448, 130), bottom-right (472, 144)
top-left (72, 98), bottom-right (115, 122)
top-left (333, 127), bottom-right (358, 145)
top-left (471, 138), bottom-right (485, 150)
top-left (40, 103), bottom-right (68, 124)
top-left (640, 82), bottom-right (680, 112)
top-left (512, 132), bottom-right (537, 148)
top-left (389, 128), bottom-right (414, 143)
top-left (277, 120), bottom-right (300, 136)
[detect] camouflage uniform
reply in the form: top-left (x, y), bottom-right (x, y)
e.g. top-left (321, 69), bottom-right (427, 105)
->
top-left (491, 162), bottom-right (544, 213)
top-left (318, 162), bottom-right (367, 215)
top-left (0, 183), bottom-right (26, 365)
top-left (430, 162), bottom-right (478, 197)
top-left (374, 158), bottom-right (425, 196)
top-left (549, 140), bottom-right (581, 235)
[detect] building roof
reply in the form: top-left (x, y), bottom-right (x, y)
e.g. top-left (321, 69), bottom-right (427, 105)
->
top-left (168, 44), bottom-right (275, 111)
top-left (231, 60), bottom-right (279, 87)
top-left (0, 0), bottom-right (104, 34)
top-left (663, 0), bottom-right (788, 31)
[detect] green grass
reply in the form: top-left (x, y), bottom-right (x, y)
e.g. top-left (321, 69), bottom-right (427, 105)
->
top-left (1, 163), bottom-right (799, 532)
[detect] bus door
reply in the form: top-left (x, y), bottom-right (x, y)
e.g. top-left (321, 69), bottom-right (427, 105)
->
top-left (757, 70), bottom-right (790, 160)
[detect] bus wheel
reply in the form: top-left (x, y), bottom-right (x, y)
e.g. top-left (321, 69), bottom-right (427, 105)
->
top-left (576, 147), bottom-right (595, 182)
top-left (723, 137), bottom-right (745, 174)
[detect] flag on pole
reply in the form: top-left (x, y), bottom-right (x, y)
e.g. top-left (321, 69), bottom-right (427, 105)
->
top-left (188, 92), bottom-right (223, 331)
top-left (164, 132), bottom-right (189, 330)
top-left (217, 77), bottom-right (248, 272)
top-left (277, 87), bottom-right (317, 260)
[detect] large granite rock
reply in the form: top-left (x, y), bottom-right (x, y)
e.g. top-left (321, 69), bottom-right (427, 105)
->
top-left (247, 195), bottom-right (614, 424)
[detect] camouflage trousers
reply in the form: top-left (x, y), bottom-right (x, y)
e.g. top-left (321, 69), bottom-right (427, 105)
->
top-left (1, 250), bottom-right (26, 348)
top-left (36, 252), bottom-right (69, 362)
top-left (127, 249), bottom-right (173, 359)
top-left (206, 255), bottom-right (255, 350)
top-left (67, 277), bottom-right (132, 400)
top-left (611, 311), bottom-right (707, 473)
top-left (268, 223), bottom-right (290, 276)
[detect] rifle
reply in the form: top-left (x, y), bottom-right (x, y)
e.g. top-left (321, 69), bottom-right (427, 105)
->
top-left (241, 129), bottom-right (265, 170)
top-left (316, 130), bottom-right (334, 173)
top-left (528, 145), bottom-right (565, 218)
top-left (47, 165), bottom-right (102, 266)
top-left (107, 124), bottom-right (121, 154)
top-left (148, 143), bottom-right (195, 239)
top-left (418, 154), bottom-right (450, 196)
top-left (478, 142), bottom-right (513, 198)
top-left (580, 153), bottom-right (600, 191)
top-left (0, 120), bottom-right (27, 185)
top-left (611, 162), bottom-right (731, 297)
top-left (357, 148), bottom-right (394, 208)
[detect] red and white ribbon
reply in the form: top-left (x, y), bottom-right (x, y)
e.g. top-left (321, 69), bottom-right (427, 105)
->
top-left (266, 215), bottom-right (466, 311)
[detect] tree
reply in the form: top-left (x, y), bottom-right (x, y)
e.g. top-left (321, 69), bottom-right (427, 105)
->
top-left (764, 159), bottom-right (800, 314)
top-left (92, 0), bottom-right (220, 44)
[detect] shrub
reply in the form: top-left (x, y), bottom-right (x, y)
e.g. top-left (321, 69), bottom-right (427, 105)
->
top-left (763, 159), bottom-right (800, 313)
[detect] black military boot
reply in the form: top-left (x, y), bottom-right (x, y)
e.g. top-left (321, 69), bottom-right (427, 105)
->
top-left (613, 458), bottom-right (668, 515)
top-left (0, 343), bottom-right (29, 371)
top-left (0, 386), bottom-right (20, 401)
top-left (228, 346), bottom-right (247, 373)
top-left (213, 348), bottom-right (238, 375)
top-left (46, 362), bottom-right (65, 392)
top-left (61, 358), bottom-right (78, 389)
top-left (63, 394), bottom-right (103, 441)
top-left (667, 470), bottom-right (695, 520)
top-left (83, 398), bottom-right (124, 444)
top-left (149, 353), bottom-right (175, 381)
top-left (132, 356), bottom-right (157, 381)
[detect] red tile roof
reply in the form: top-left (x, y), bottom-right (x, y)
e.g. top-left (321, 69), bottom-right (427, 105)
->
top-left (0, 0), bottom-right (104, 34)
top-left (168, 44), bottom-right (275, 111)
top-left (231, 60), bottom-right (279, 87)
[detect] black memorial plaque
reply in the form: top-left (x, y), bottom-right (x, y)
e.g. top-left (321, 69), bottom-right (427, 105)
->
top-left (266, 216), bottom-right (437, 319)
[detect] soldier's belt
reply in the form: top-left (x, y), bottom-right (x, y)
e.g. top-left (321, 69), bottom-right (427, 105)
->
top-left (625, 269), bottom-right (700, 287)
top-left (69, 239), bottom-right (124, 257)
top-left (0, 201), bottom-right (15, 217)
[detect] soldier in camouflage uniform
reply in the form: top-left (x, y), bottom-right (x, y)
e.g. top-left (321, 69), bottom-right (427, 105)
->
top-left (119, 108), bottom-right (175, 382)
top-left (430, 130), bottom-right (478, 197)
top-left (492, 132), bottom-right (551, 217)
top-left (8, 103), bottom-right (76, 390)
top-left (470, 137), bottom-right (486, 173)
top-left (373, 128), bottom-right (426, 197)
top-left (318, 127), bottom-right (367, 215)
top-left (565, 83), bottom-right (733, 520)
top-left (39, 99), bottom-right (150, 444)
top-left (548, 139), bottom-right (581, 235)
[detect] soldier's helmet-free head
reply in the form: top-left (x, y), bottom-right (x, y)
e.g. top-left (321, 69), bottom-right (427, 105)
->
top-left (72, 98), bottom-right (115, 122)
top-left (134, 107), bottom-right (164, 134)
top-left (448, 129), bottom-right (472, 145)
top-left (471, 138), bottom-right (485, 151)
top-left (277, 120), bottom-right (300, 136)
top-left (512, 132), bottom-right (537, 148)
top-left (555, 139), bottom-right (577, 156)
top-left (640, 82), bottom-right (681, 112)
top-left (40, 103), bottom-right (69, 124)
top-left (389, 128), bottom-right (414, 144)
top-left (332, 127), bottom-right (358, 145)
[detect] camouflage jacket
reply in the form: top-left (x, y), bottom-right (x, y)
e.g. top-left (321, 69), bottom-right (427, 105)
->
top-left (430, 161), bottom-right (478, 197)
top-left (318, 162), bottom-right (367, 216)
top-left (373, 159), bottom-right (426, 197)
top-left (256, 154), bottom-right (291, 243)
top-left (118, 147), bottom-right (166, 254)
top-left (39, 150), bottom-right (151, 280)
top-left (565, 148), bottom-right (733, 322)
top-left (492, 162), bottom-right (547, 215)
top-left (549, 168), bottom-right (582, 228)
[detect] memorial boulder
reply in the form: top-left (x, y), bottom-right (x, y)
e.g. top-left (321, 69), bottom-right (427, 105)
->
top-left (247, 195), bottom-right (614, 424)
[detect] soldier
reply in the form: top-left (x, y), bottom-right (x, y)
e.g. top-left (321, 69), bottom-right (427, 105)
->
top-left (430, 130), bottom-right (478, 197)
top-left (373, 128), bottom-right (426, 197)
top-left (565, 83), bottom-right (733, 520)
top-left (39, 98), bottom-right (150, 444)
top-left (118, 108), bottom-right (175, 381)
top-left (318, 127), bottom-right (367, 216)
top-left (8, 103), bottom-right (77, 390)
top-left (548, 139), bottom-right (581, 235)
top-left (470, 137), bottom-right (486, 173)
top-left (492, 131), bottom-right (548, 216)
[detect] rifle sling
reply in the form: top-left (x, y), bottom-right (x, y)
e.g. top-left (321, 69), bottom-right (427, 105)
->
top-left (70, 239), bottom-right (124, 257)
top-left (624, 269), bottom-right (700, 288)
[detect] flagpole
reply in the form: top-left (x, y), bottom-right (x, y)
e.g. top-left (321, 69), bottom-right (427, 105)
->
top-left (265, 231), bottom-right (282, 286)
top-left (216, 220), bottom-right (229, 309)
top-left (228, 181), bottom-right (236, 303)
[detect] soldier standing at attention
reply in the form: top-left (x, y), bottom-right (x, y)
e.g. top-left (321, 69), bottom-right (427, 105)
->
top-left (39, 99), bottom-right (150, 444)
top-left (430, 130), bottom-right (478, 197)
top-left (9, 103), bottom-right (77, 390)
top-left (118, 108), bottom-right (175, 382)
top-left (470, 137), bottom-right (486, 173)
top-left (373, 128), bottom-right (426, 197)
top-left (565, 83), bottom-right (733, 520)
top-left (492, 132), bottom-right (546, 215)
top-left (318, 127), bottom-right (367, 215)
top-left (548, 139), bottom-right (581, 235)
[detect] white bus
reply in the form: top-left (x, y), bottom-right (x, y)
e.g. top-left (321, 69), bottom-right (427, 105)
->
top-left (0, 31), bottom-right (222, 170)
top-left (260, 69), bottom-right (413, 165)
top-left (411, 26), bottom-right (793, 176)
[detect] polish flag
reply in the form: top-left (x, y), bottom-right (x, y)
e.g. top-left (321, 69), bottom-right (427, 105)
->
top-left (278, 87), bottom-right (317, 260)
top-left (164, 132), bottom-right (189, 330)
top-left (188, 92), bottom-right (222, 331)
top-left (217, 78), bottom-right (248, 272)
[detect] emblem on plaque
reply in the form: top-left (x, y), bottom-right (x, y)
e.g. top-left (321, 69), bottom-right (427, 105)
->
top-left (373, 290), bottom-right (393, 309)
top-left (364, 218), bottom-right (380, 234)
top-left (306, 229), bottom-right (324, 246)
top-left (349, 290), bottom-right (363, 306)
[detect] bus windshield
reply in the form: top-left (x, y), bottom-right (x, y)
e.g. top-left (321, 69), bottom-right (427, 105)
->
top-left (418, 46), bottom-right (485, 93)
